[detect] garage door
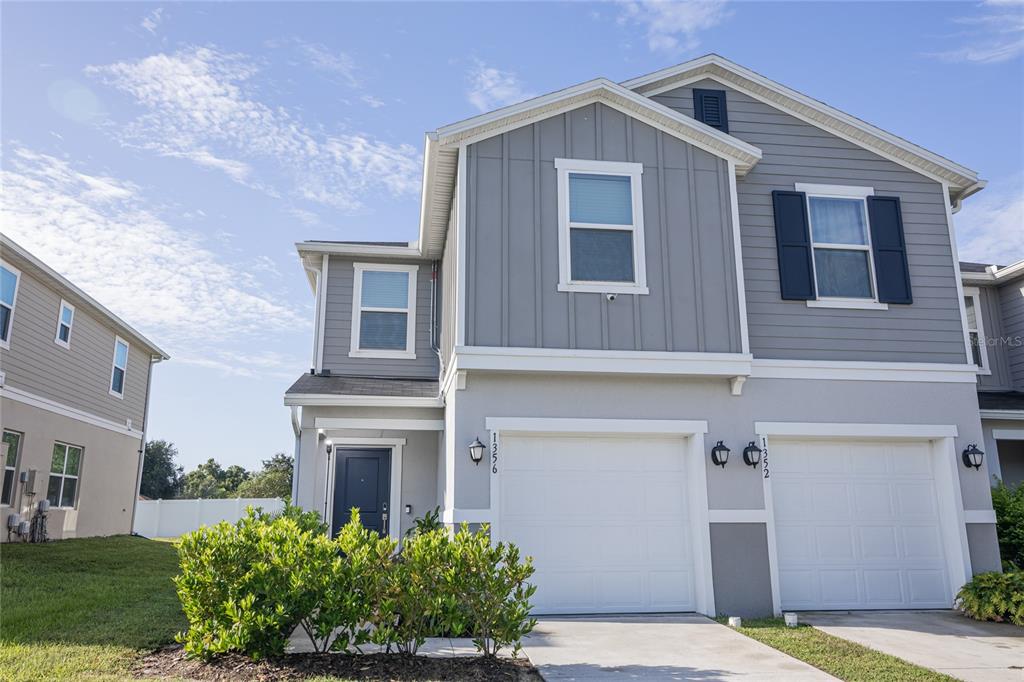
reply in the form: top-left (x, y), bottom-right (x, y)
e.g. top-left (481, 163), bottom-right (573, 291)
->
top-left (770, 439), bottom-right (952, 610)
top-left (497, 434), bottom-right (695, 614)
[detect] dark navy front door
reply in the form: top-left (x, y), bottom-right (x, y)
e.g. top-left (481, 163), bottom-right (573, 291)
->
top-left (332, 448), bottom-right (391, 537)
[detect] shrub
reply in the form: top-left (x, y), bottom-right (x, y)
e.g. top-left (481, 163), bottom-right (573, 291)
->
top-left (956, 571), bottom-right (1024, 626)
top-left (991, 481), bottom-right (1024, 570)
top-left (405, 506), bottom-right (444, 537)
top-left (449, 524), bottom-right (537, 657)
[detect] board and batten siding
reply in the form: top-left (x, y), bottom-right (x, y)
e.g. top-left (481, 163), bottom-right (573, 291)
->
top-left (976, 285), bottom-right (1014, 391)
top-left (464, 102), bottom-right (743, 354)
top-left (1, 263), bottom-right (150, 428)
top-left (321, 256), bottom-right (439, 379)
top-left (999, 277), bottom-right (1024, 389)
top-left (653, 79), bottom-right (968, 364)
top-left (440, 198), bottom-right (458, 374)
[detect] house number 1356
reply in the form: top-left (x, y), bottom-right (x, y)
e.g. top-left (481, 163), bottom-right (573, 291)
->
top-left (491, 433), bottom-right (498, 474)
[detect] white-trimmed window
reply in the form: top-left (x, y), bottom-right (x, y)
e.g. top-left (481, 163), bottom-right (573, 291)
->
top-left (0, 262), bottom-right (20, 349)
top-left (2, 430), bottom-right (22, 506)
top-left (963, 287), bottom-right (990, 374)
top-left (109, 336), bottom-right (129, 398)
top-left (350, 263), bottom-right (418, 359)
top-left (54, 299), bottom-right (75, 348)
top-left (797, 183), bottom-right (887, 311)
top-left (555, 158), bottom-right (648, 295)
top-left (47, 442), bottom-right (82, 509)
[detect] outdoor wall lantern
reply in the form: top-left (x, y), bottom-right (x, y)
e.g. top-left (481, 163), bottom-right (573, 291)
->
top-left (469, 438), bottom-right (486, 465)
top-left (743, 441), bottom-right (763, 467)
top-left (324, 439), bottom-right (334, 455)
top-left (710, 441), bottom-right (730, 468)
top-left (961, 443), bottom-right (984, 470)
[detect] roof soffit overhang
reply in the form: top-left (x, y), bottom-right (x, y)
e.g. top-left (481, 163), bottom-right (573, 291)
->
top-left (622, 55), bottom-right (983, 203)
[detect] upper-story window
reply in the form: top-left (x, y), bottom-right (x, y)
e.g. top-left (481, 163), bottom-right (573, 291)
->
top-left (54, 299), bottom-right (75, 349)
top-left (555, 159), bottom-right (648, 295)
top-left (109, 336), bottom-right (129, 398)
top-left (0, 262), bottom-right (20, 349)
top-left (350, 263), bottom-right (418, 359)
top-left (963, 287), bottom-right (990, 374)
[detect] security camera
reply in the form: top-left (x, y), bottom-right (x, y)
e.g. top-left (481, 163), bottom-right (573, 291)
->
top-left (606, 293), bottom-right (617, 302)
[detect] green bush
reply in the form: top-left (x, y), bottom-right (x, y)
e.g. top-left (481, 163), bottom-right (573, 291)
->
top-left (992, 481), bottom-right (1024, 570)
top-left (450, 524), bottom-right (537, 657)
top-left (956, 571), bottom-right (1024, 626)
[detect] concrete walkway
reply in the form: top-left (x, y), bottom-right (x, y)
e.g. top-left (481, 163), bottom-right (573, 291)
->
top-left (522, 614), bottom-right (836, 681)
top-left (802, 610), bottom-right (1024, 682)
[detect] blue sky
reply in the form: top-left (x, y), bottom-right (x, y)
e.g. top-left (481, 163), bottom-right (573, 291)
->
top-left (3, 1), bottom-right (1022, 470)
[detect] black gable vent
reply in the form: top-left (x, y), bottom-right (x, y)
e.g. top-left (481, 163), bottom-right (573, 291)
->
top-left (693, 89), bottom-right (729, 133)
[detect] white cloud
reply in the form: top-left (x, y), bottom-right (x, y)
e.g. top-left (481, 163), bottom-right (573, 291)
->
top-left (1, 148), bottom-right (306, 376)
top-left (928, 2), bottom-right (1024, 64)
top-left (85, 45), bottom-right (420, 211)
top-left (361, 94), bottom-right (385, 108)
top-left (466, 59), bottom-right (534, 112)
top-left (295, 40), bottom-right (359, 87)
top-left (618, 0), bottom-right (731, 53)
top-left (955, 176), bottom-right (1024, 264)
top-left (141, 7), bottom-right (164, 35)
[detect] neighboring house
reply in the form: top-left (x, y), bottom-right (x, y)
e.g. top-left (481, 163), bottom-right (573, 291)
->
top-left (285, 55), bottom-right (1004, 618)
top-left (961, 260), bottom-right (1024, 487)
top-left (0, 236), bottom-right (168, 541)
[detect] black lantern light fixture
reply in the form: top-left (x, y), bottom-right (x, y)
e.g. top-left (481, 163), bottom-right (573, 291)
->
top-left (468, 438), bottom-right (486, 465)
top-left (710, 440), bottom-right (730, 468)
top-left (324, 439), bottom-right (333, 455)
top-left (743, 441), bottom-right (763, 467)
top-left (962, 443), bottom-right (984, 470)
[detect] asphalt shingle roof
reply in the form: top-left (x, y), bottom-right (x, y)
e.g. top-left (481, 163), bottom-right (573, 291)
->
top-left (285, 373), bottom-right (439, 398)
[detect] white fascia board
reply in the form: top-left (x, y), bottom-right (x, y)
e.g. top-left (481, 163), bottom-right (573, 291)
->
top-left (754, 421), bottom-right (958, 439)
top-left (455, 345), bottom-right (753, 377)
top-left (1, 384), bottom-right (144, 440)
top-left (621, 55), bottom-right (980, 195)
top-left (295, 241), bottom-right (423, 259)
top-left (283, 393), bottom-right (443, 408)
top-left (980, 409), bottom-right (1024, 421)
top-left (991, 429), bottom-right (1024, 440)
top-left (485, 417), bottom-right (709, 435)
top-left (751, 358), bottom-right (979, 383)
top-left (314, 418), bottom-right (445, 431)
top-left (993, 259), bottom-right (1024, 281)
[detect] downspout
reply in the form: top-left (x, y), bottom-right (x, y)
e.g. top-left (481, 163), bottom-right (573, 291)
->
top-left (289, 406), bottom-right (301, 504)
top-left (130, 355), bottom-right (161, 534)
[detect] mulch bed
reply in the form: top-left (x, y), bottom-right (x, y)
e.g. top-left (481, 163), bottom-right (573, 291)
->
top-left (136, 644), bottom-right (542, 681)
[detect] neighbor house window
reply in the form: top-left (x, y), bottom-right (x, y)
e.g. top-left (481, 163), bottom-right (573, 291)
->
top-left (555, 158), bottom-right (648, 295)
top-left (349, 263), bottom-right (418, 359)
top-left (799, 184), bottom-right (879, 302)
top-left (1, 430), bottom-right (21, 506)
top-left (48, 442), bottom-right (82, 509)
top-left (109, 337), bottom-right (129, 397)
top-left (963, 287), bottom-right (990, 373)
top-left (54, 299), bottom-right (75, 348)
top-left (0, 262), bottom-right (20, 349)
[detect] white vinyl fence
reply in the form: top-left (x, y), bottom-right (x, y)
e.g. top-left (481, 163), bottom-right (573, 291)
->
top-left (133, 497), bottom-right (285, 538)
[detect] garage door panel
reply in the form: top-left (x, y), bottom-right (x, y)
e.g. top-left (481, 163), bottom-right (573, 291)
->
top-left (816, 526), bottom-right (856, 560)
top-left (820, 570), bottom-right (860, 605)
top-left (902, 526), bottom-right (944, 559)
top-left (907, 570), bottom-right (948, 604)
top-left (895, 483), bottom-right (938, 516)
top-left (864, 570), bottom-right (904, 603)
top-left (811, 484), bottom-right (852, 519)
top-left (859, 526), bottom-right (899, 559)
top-left (773, 481), bottom-right (813, 519)
top-left (854, 483), bottom-right (894, 518)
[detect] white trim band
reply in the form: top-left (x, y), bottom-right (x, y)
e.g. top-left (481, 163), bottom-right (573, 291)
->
top-left (315, 418), bottom-right (445, 431)
top-left (457, 346), bottom-right (752, 377)
top-left (284, 393), bottom-right (443, 408)
top-left (485, 417), bottom-right (709, 435)
top-left (709, 509), bottom-right (767, 524)
top-left (1, 384), bottom-right (143, 439)
top-left (751, 359), bottom-right (978, 383)
top-left (963, 509), bottom-right (997, 524)
top-left (754, 422), bottom-right (958, 439)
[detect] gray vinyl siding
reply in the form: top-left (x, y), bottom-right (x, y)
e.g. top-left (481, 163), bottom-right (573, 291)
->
top-left (464, 102), bottom-right (743, 353)
top-left (999, 276), bottom-right (1024, 389)
top-left (440, 199), bottom-right (458, 373)
top-left (975, 285), bottom-right (1013, 391)
top-left (0, 261), bottom-right (150, 428)
top-left (653, 80), bottom-right (968, 364)
top-left (321, 256), bottom-right (439, 379)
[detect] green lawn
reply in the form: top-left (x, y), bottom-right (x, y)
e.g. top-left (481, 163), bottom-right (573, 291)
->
top-left (726, 618), bottom-right (958, 682)
top-left (0, 535), bottom-right (185, 681)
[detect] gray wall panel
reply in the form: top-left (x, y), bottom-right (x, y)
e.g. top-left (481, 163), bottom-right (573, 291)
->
top-left (464, 102), bottom-right (743, 354)
top-left (710, 523), bottom-right (775, 617)
top-left (998, 277), bottom-right (1024, 389)
top-left (321, 256), bottom-right (439, 379)
top-left (966, 523), bottom-right (1003, 574)
top-left (654, 79), bottom-right (968, 363)
top-left (976, 285), bottom-right (1013, 390)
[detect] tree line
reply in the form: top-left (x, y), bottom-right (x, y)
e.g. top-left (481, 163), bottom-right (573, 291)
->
top-left (140, 440), bottom-right (293, 500)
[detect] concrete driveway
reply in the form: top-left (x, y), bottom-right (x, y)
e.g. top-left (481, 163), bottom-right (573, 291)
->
top-left (522, 614), bottom-right (836, 681)
top-left (802, 610), bottom-right (1024, 682)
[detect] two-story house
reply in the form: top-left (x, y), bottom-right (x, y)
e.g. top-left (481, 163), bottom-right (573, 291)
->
top-left (285, 55), bottom-right (1004, 618)
top-left (0, 235), bottom-right (168, 541)
top-left (961, 259), bottom-right (1024, 486)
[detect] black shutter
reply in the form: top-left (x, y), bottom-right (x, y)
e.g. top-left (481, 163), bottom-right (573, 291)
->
top-left (693, 89), bottom-right (729, 133)
top-left (771, 190), bottom-right (816, 300)
top-left (867, 196), bottom-right (913, 304)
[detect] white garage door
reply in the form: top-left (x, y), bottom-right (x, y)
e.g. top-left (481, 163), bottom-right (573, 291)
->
top-left (497, 434), bottom-right (695, 614)
top-left (770, 439), bottom-right (953, 610)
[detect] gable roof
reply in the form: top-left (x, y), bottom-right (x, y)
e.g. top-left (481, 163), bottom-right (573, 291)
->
top-left (416, 77), bottom-right (763, 258)
top-left (621, 54), bottom-right (984, 205)
top-left (961, 259), bottom-right (1024, 284)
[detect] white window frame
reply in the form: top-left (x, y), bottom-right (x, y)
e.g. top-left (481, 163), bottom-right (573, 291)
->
top-left (963, 286), bottom-right (991, 375)
top-left (349, 263), bottom-right (418, 360)
top-left (48, 441), bottom-right (82, 509)
top-left (1, 430), bottom-right (23, 507)
top-left (555, 158), bottom-right (649, 295)
top-left (54, 299), bottom-right (75, 349)
top-left (109, 336), bottom-right (129, 398)
top-left (0, 261), bottom-right (21, 350)
top-left (796, 183), bottom-right (888, 311)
